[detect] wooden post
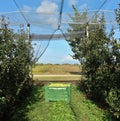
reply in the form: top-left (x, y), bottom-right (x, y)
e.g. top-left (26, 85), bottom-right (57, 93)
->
top-left (86, 23), bottom-right (89, 38)
top-left (27, 23), bottom-right (30, 43)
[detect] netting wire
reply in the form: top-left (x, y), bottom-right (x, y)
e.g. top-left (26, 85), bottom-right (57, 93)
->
top-left (12, 0), bottom-right (111, 62)
top-left (12, 0), bottom-right (57, 62)
top-left (34, 29), bottom-right (58, 62)
top-left (34, 0), bottom-right (65, 62)
top-left (13, 0), bottom-right (29, 24)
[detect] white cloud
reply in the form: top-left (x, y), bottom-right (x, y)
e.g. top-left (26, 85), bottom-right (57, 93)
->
top-left (36, 0), bottom-right (58, 14)
top-left (23, 5), bottom-right (32, 11)
top-left (35, 0), bottom-right (58, 29)
top-left (62, 55), bottom-right (73, 61)
top-left (62, 55), bottom-right (78, 64)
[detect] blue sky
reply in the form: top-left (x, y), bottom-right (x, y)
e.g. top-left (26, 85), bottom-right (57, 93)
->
top-left (0, 0), bottom-right (120, 64)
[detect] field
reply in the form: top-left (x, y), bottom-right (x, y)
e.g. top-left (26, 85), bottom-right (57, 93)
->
top-left (10, 85), bottom-right (114, 121)
top-left (32, 64), bottom-right (82, 82)
top-left (32, 64), bottom-right (81, 75)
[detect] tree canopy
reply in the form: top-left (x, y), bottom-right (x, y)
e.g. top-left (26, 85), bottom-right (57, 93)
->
top-left (67, 5), bottom-right (120, 120)
top-left (0, 16), bottom-right (33, 120)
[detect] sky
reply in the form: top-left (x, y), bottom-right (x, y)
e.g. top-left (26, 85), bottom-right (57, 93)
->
top-left (0, 0), bottom-right (120, 64)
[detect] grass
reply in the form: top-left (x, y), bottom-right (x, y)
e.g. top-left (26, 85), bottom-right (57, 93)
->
top-left (32, 64), bottom-right (81, 75)
top-left (10, 85), bottom-right (115, 121)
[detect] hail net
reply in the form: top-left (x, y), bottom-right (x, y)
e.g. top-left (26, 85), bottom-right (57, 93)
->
top-left (0, 9), bottom-right (118, 62)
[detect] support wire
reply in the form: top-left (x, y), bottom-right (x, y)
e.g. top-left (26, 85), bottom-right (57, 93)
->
top-left (58, 0), bottom-right (64, 30)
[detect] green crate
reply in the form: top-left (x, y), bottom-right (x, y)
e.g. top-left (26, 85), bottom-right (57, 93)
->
top-left (45, 83), bottom-right (71, 102)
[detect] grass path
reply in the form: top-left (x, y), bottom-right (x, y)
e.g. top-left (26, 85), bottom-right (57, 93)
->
top-left (10, 85), bottom-right (114, 121)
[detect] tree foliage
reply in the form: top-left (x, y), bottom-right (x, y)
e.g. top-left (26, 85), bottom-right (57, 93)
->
top-left (67, 5), bottom-right (88, 63)
top-left (0, 16), bottom-right (33, 120)
top-left (67, 5), bottom-right (120, 120)
top-left (115, 3), bottom-right (120, 29)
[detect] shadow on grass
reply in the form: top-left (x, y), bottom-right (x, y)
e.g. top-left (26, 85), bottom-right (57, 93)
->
top-left (10, 85), bottom-right (44, 121)
top-left (70, 72), bottom-right (81, 75)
